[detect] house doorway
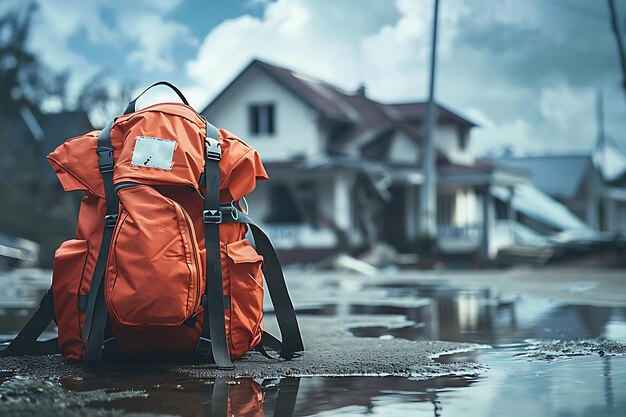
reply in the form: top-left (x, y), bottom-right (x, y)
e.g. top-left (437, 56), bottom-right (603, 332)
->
top-left (383, 185), bottom-right (410, 252)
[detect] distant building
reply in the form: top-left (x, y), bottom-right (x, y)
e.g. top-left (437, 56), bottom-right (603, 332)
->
top-left (494, 155), bottom-right (626, 233)
top-left (201, 59), bottom-right (562, 263)
top-left (0, 106), bottom-right (93, 268)
top-left (0, 106), bottom-right (93, 183)
top-left (0, 231), bottom-right (38, 269)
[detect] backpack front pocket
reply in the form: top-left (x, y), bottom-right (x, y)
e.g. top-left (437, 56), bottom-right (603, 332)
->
top-left (105, 185), bottom-right (203, 328)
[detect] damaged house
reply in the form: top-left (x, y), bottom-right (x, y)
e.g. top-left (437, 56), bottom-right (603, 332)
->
top-left (201, 59), bottom-right (580, 264)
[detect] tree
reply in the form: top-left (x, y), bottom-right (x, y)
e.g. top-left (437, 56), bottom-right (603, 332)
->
top-left (0, 4), bottom-right (135, 267)
top-left (77, 74), bottom-right (135, 127)
top-left (0, 4), bottom-right (76, 266)
top-left (0, 3), bottom-right (70, 115)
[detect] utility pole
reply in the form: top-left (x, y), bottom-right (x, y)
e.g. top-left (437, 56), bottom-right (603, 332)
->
top-left (595, 89), bottom-right (606, 178)
top-left (418, 0), bottom-right (440, 246)
top-left (607, 0), bottom-right (626, 108)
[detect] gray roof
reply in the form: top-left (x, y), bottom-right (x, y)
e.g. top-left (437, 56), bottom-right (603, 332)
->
top-left (1, 108), bottom-right (93, 183)
top-left (38, 111), bottom-right (93, 154)
top-left (493, 155), bottom-right (592, 199)
top-left (201, 59), bottom-right (476, 150)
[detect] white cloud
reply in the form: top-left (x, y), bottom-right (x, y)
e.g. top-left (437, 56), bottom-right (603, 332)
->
top-left (182, 0), bottom-right (625, 160)
top-left (5, 0), bottom-right (624, 161)
top-left (466, 109), bottom-right (536, 156)
top-left (185, 0), bottom-right (406, 108)
top-left (10, 0), bottom-right (194, 92)
top-left (468, 84), bottom-right (600, 156)
top-left (122, 13), bottom-right (198, 73)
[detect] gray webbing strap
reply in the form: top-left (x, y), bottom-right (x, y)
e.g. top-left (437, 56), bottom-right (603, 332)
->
top-left (83, 120), bottom-right (118, 367)
top-left (196, 119), bottom-right (234, 369)
top-left (0, 288), bottom-right (58, 356)
top-left (220, 207), bottom-right (304, 357)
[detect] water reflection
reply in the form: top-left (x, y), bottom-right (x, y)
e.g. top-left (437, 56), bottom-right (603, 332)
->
top-left (434, 350), bottom-right (626, 417)
top-left (298, 283), bottom-right (626, 346)
top-left (57, 371), bottom-right (476, 417)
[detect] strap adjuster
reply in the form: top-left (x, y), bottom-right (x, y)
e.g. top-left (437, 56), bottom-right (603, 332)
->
top-left (203, 210), bottom-right (222, 224)
top-left (205, 138), bottom-right (221, 161)
top-left (104, 214), bottom-right (118, 228)
top-left (196, 336), bottom-right (212, 359)
top-left (96, 146), bottom-right (114, 173)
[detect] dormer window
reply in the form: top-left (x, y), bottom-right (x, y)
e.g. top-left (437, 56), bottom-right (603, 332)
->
top-left (249, 103), bottom-right (275, 136)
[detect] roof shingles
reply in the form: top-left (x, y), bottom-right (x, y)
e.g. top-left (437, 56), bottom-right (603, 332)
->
top-left (493, 155), bottom-right (592, 199)
top-left (203, 59), bottom-right (477, 148)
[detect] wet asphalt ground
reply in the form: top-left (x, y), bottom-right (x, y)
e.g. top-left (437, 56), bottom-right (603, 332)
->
top-left (0, 266), bottom-right (625, 416)
top-left (0, 316), bottom-right (481, 380)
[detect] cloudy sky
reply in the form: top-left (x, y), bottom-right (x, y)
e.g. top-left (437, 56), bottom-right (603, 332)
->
top-left (3, 0), bottom-right (626, 164)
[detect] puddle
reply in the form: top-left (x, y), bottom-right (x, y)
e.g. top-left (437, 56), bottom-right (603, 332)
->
top-left (293, 282), bottom-right (626, 345)
top-left (1, 270), bottom-right (626, 416)
top-left (293, 281), bottom-right (626, 416)
top-left (51, 373), bottom-right (475, 417)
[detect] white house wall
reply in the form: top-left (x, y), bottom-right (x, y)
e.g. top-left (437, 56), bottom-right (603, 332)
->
top-left (389, 131), bottom-right (419, 164)
top-left (203, 66), bottom-right (321, 162)
top-left (435, 125), bottom-right (474, 165)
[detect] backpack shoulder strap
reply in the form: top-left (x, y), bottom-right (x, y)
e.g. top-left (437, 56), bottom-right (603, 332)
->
top-left (82, 120), bottom-right (119, 366)
top-left (250, 223), bottom-right (304, 356)
top-left (1, 120), bottom-right (119, 361)
top-left (196, 118), bottom-right (234, 369)
top-left (0, 288), bottom-right (58, 356)
top-left (221, 208), bottom-right (304, 358)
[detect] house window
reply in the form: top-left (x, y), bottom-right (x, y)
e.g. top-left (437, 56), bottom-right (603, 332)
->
top-left (248, 103), bottom-right (275, 136)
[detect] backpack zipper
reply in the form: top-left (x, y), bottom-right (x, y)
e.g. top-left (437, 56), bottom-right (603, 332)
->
top-left (180, 207), bottom-right (203, 314)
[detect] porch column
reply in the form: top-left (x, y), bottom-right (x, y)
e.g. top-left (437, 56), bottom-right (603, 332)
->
top-left (480, 187), bottom-right (494, 262)
top-left (333, 174), bottom-right (352, 232)
top-left (405, 184), bottom-right (418, 242)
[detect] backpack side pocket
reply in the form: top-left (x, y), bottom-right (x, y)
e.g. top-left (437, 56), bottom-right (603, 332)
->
top-left (51, 239), bottom-right (90, 361)
top-left (224, 239), bottom-right (264, 358)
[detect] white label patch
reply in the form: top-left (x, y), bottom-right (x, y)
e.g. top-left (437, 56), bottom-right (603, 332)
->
top-left (131, 136), bottom-right (176, 170)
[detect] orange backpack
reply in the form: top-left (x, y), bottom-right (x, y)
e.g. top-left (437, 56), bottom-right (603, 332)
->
top-left (2, 82), bottom-right (304, 367)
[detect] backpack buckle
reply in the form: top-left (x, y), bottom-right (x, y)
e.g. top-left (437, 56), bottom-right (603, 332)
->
top-left (196, 336), bottom-right (212, 359)
top-left (96, 146), bottom-right (114, 173)
top-left (205, 138), bottom-right (221, 161)
top-left (104, 214), bottom-right (118, 228)
top-left (203, 209), bottom-right (222, 224)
